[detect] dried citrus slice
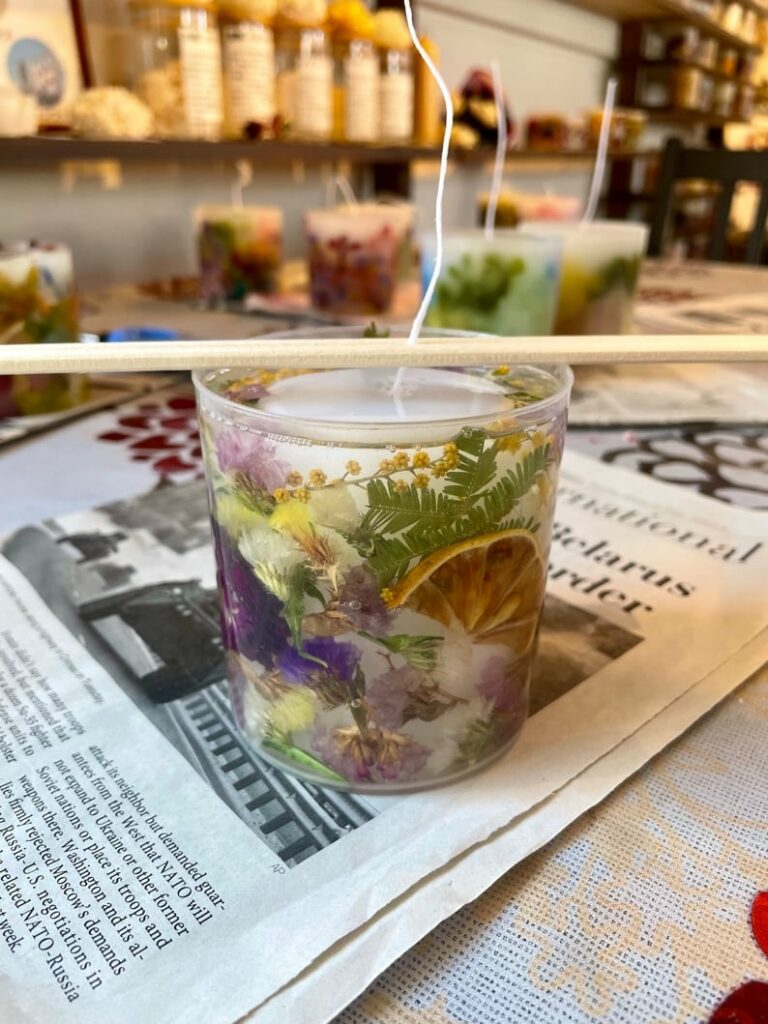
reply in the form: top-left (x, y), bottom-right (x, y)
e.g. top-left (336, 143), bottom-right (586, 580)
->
top-left (388, 529), bottom-right (545, 655)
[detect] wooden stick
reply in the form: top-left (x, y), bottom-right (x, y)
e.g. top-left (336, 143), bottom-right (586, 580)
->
top-left (0, 335), bottom-right (766, 375)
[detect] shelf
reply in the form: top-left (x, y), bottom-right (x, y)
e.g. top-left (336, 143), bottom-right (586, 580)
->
top-left (0, 135), bottom-right (444, 166)
top-left (638, 106), bottom-right (748, 124)
top-left (560, 0), bottom-right (763, 52)
top-left (621, 56), bottom-right (752, 83)
top-left (0, 135), bottom-right (659, 168)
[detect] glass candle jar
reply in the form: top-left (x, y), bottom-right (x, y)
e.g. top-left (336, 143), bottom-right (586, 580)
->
top-left (374, 9), bottom-right (414, 143)
top-left (422, 230), bottom-right (562, 337)
top-left (219, 0), bottom-right (277, 137)
top-left (195, 205), bottom-right (283, 302)
top-left (275, 4), bottom-right (333, 140)
top-left (523, 220), bottom-right (649, 336)
top-left (305, 206), bottom-right (404, 315)
top-left (194, 329), bottom-right (572, 791)
top-left (329, 0), bottom-right (378, 142)
top-left (0, 242), bottom-right (87, 417)
top-left (131, 0), bottom-right (224, 139)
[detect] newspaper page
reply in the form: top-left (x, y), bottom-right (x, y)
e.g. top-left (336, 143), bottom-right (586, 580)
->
top-left (0, 451), bottom-right (765, 1023)
top-left (569, 363), bottom-right (768, 426)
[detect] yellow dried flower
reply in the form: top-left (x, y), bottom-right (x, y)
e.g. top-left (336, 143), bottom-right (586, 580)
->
top-left (273, 488), bottom-right (290, 503)
top-left (308, 468), bottom-right (327, 487)
top-left (379, 458), bottom-right (395, 473)
top-left (392, 451), bottom-right (409, 470)
top-left (492, 365), bottom-right (510, 376)
top-left (258, 371), bottom-right (277, 386)
top-left (393, 479), bottom-right (409, 494)
top-left (537, 476), bottom-right (552, 501)
top-left (443, 442), bottom-right (458, 456)
top-left (497, 432), bottom-right (525, 453)
top-left (431, 460), bottom-right (448, 478)
top-left (287, 470), bottom-right (303, 486)
top-left (345, 460), bottom-right (362, 476)
top-left (293, 487), bottom-right (310, 503)
top-left (529, 430), bottom-right (548, 448)
top-left (443, 452), bottom-right (459, 469)
top-left (413, 473), bottom-right (429, 489)
top-left (380, 587), bottom-right (396, 606)
top-left (411, 451), bottom-right (430, 469)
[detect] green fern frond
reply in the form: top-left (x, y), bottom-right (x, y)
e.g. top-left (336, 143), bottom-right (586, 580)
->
top-left (361, 479), bottom-right (458, 536)
top-left (443, 428), bottom-right (498, 503)
top-left (482, 444), bottom-right (552, 522)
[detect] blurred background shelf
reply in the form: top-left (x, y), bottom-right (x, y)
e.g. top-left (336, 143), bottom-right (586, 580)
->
top-left (562, 0), bottom-right (763, 51)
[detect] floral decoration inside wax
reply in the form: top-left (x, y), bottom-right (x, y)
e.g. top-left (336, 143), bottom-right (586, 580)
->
top-left (0, 242), bottom-right (86, 417)
top-left (196, 361), bottom-right (567, 789)
top-left (196, 205), bottom-right (283, 303)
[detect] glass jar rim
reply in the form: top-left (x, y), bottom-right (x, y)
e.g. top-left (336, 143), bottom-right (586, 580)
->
top-left (193, 326), bottom-right (573, 442)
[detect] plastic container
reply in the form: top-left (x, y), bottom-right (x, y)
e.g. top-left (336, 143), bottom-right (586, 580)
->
top-left (422, 230), bottom-right (562, 337)
top-left (0, 242), bottom-right (86, 417)
top-left (219, 0), bottom-right (277, 137)
top-left (193, 328), bottom-right (572, 790)
top-left (196, 204), bottom-right (282, 302)
top-left (523, 220), bottom-right (649, 336)
top-left (305, 206), bottom-right (404, 315)
top-left (131, 0), bottom-right (224, 139)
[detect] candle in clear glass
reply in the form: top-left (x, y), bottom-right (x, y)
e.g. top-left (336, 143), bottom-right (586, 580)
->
top-left (421, 230), bottom-right (562, 337)
top-left (0, 242), bottom-right (86, 417)
top-left (194, 327), bottom-right (572, 792)
top-left (304, 207), bottom-right (404, 316)
top-left (521, 220), bottom-right (649, 336)
top-left (195, 205), bottom-right (282, 304)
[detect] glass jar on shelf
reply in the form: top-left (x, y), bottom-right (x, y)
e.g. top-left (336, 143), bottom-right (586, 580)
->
top-left (328, 0), bottom-right (378, 142)
top-left (131, 0), bottom-right (224, 139)
top-left (219, 0), bottom-right (277, 137)
top-left (721, 1), bottom-right (744, 35)
top-left (275, 0), bottom-right (332, 140)
top-left (374, 9), bottom-right (414, 143)
top-left (712, 79), bottom-right (737, 116)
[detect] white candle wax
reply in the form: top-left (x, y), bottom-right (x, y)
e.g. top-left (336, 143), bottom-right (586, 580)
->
top-left (258, 367), bottom-right (513, 424)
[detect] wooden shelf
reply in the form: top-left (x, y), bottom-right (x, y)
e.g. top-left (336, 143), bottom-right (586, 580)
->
top-left (639, 106), bottom-right (748, 124)
top-left (0, 135), bottom-right (659, 168)
top-left (561, 0), bottom-right (763, 52)
top-left (622, 55), bottom-right (752, 83)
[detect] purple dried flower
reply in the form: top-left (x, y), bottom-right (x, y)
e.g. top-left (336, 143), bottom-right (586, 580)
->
top-left (277, 636), bottom-right (361, 685)
top-left (212, 521), bottom-right (289, 665)
top-left (478, 655), bottom-right (529, 713)
top-left (311, 725), bottom-right (430, 784)
top-left (215, 427), bottom-right (289, 493)
top-left (366, 666), bottom-right (421, 730)
top-left (338, 567), bottom-right (391, 634)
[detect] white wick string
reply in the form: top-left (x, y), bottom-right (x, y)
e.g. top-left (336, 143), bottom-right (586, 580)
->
top-left (484, 60), bottom-right (507, 240)
top-left (403, 0), bottom-right (453, 347)
top-left (231, 159), bottom-right (253, 208)
top-left (335, 173), bottom-right (358, 207)
top-left (582, 77), bottom-right (617, 224)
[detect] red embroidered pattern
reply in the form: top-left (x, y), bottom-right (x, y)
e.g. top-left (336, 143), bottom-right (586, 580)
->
top-left (751, 892), bottom-right (768, 959)
top-left (97, 395), bottom-right (203, 480)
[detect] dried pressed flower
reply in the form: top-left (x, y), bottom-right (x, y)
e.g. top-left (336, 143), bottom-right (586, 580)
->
top-left (413, 473), bottom-right (429, 489)
top-left (393, 479), bottom-right (409, 494)
top-left (286, 470), bottom-right (303, 486)
top-left (308, 468), bottom-right (327, 487)
top-left (273, 488), bottom-right (290, 503)
top-left (431, 460), bottom-right (447, 478)
top-left (392, 452), bottom-right (409, 470)
top-left (345, 460), bottom-right (362, 476)
top-left (379, 458), bottom-right (395, 473)
top-left (411, 451), bottom-right (430, 469)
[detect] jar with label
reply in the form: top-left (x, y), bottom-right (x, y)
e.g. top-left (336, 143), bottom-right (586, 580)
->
top-left (328, 0), bottom-right (378, 142)
top-left (275, 0), bottom-right (332, 139)
top-left (374, 10), bottom-right (414, 143)
top-left (219, 0), bottom-right (277, 137)
top-left (131, 0), bottom-right (224, 139)
top-left (712, 79), bottom-right (737, 116)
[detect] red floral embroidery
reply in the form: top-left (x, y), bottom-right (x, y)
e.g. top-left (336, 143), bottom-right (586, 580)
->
top-left (708, 981), bottom-right (768, 1023)
top-left (97, 394), bottom-right (203, 480)
top-left (751, 892), bottom-right (768, 959)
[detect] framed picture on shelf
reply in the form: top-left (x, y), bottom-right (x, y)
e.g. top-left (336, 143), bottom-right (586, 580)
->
top-left (0, 0), bottom-right (88, 128)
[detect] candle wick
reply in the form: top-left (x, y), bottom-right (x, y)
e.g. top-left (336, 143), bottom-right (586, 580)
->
top-left (484, 60), bottom-right (507, 241)
top-left (403, 0), bottom-right (453, 349)
top-left (582, 77), bottom-right (617, 224)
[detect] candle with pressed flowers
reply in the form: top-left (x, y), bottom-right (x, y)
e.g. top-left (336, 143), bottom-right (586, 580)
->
top-left (194, 327), bottom-right (572, 791)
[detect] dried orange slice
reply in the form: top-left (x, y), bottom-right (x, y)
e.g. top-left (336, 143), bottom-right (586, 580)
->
top-left (388, 529), bottom-right (545, 655)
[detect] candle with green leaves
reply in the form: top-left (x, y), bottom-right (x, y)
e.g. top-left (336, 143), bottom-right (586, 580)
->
top-left (194, 327), bottom-right (572, 790)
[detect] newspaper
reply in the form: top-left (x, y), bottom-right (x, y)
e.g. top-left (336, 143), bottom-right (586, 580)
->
top-left (634, 291), bottom-right (768, 336)
top-left (0, 451), bottom-right (765, 1024)
top-left (570, 363), bottom-right (768, 426)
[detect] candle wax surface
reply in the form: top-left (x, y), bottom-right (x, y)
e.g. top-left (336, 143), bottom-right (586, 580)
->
top-left (258, 368), bottom-right (515, 423)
